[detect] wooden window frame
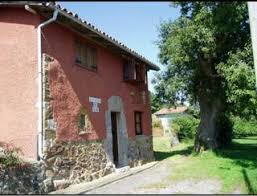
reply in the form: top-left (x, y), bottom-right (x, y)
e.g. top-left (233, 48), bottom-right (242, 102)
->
top-left (135, 64), bottom-right (144, 82)
top-left (75, 40), bottom-right (97, 72)
top-left (123, 60), bottom-right (145, 83)
top-left (134, 111), bottom-right (143, 135)
top-left (78, 113), bottom-right (86, 134)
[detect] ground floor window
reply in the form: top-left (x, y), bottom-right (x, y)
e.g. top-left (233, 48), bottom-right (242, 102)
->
top-left (135, 111), bottom-right (143, 135)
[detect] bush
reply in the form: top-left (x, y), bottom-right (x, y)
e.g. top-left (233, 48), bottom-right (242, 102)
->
top-left (172, 115), bottom-right (200, 141)
top-left (232, 117), bottom-right (257, 138)
top-left (0, 142), bottom-right (22, 170)
top-left (152, 115), bottom-right (163, 129)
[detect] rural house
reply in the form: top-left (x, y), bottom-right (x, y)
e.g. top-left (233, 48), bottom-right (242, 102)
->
top-left (0, 1), bottom-right (159, 185)
top-left (154, 106), bottom-right (187, 136)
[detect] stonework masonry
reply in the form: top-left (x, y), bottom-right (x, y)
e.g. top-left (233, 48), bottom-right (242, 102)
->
top-left (43, 136), bottom-right (154, 192)
top-left (40, 55), bottom-right (154, 192)
top-left (43, 54), bottom-right (57, 150)
top-left (128, 136), bottom-right (154, 167)
top-left (43, 140), bottom-right (115, 191)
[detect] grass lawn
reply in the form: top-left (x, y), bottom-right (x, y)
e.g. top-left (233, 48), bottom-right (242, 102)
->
top-left (153, 136), bottom-right (257, 194)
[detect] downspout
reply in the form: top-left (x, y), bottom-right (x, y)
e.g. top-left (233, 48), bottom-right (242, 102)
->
top-left (37, 9), bottom-right (59, 160)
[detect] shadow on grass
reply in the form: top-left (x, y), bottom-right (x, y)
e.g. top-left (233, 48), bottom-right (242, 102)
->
top-left (242, 169), bottom-right (254, 194)
top-left (154, 145), bottom-right (193, 161)
top-left (215, 140), bottom-right (257, 169)
top-left (214, 138), bottom-right (257, 194)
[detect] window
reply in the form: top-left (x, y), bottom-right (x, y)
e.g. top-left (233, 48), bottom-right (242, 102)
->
top-left (134, 111), bottom-right (143, 135)
top-left (123, 60), bottom-right (145, 83)
top-left (123, 60), bottom-right (135, 81)
top-left (135, 64), bottom-right (144, 82)
top-left (77, 108), bottom-right (93, 134)
top-left (75, 41), bottom-right (97, 71)
top-left (78, 113), bottom-right (86, 133)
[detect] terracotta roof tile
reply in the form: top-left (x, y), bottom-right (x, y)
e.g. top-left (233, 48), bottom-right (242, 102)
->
top-left (155, 106), bottom-right (188, 115)
top-left (0, 1), bottom-right (160, 71)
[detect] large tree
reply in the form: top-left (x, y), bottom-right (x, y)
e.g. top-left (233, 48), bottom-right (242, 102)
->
top-left (155, 2), bottom-right (252, 152)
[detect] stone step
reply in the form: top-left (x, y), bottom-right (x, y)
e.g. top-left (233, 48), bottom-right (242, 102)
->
top-left (115, 166), bottom-right (130, 173)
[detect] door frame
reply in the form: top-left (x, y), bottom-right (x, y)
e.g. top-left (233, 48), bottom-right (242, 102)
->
top-left (105, 96), bottom-right (129, 168)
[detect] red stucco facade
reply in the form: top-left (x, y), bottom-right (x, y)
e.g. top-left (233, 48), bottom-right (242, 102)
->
top-left (0, 7), bottom-right (153, 160)
top-left (0, 8), bottom-right (39, 159)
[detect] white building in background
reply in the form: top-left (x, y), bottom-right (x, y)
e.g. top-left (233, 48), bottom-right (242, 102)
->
top-left (154, 106), bottom-right (188, 135)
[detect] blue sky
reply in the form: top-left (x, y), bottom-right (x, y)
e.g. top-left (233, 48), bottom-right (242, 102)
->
top-left (58, 2), bottom-right (180, 92)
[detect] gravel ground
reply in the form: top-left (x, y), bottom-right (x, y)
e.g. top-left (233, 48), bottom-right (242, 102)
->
top-left (84, 159), bottom-right (223, 194)
top-left (84, 160), bottom-right (171, 194)
top-left (135, 179), bottom-right (221, 194)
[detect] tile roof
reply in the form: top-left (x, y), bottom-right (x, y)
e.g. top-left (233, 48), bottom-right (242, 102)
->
top-left (154, 106), bottom-right (188, 115)
top-left (0, 1), bottom-right (160, 71)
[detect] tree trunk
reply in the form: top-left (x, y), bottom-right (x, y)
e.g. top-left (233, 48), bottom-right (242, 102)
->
top-left (194, 95), bottom-right (232, 153)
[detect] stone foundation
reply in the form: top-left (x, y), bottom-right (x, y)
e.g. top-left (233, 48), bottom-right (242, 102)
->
top-left (43, 140), bottom-right (115, 191)
top-left (42, 135), bottom-right (154, 191)
top-left (128, 135), bottom-right (154, 167)
top-left (0, 135), bottom-right (154, 194)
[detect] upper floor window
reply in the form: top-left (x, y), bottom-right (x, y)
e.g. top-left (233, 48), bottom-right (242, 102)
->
top-left (123, 59), bottom-right (145, 83)
top-left (75, 41), bottom-right (97, 71)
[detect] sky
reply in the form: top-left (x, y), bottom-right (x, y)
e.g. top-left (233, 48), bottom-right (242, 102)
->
top-left (58, 2), bottom-right (180, 92)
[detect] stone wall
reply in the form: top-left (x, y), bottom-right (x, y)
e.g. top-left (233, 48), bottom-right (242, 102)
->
top-left (42, 136), bottom-right (154, 191)
top-left (43, 54), bottom-right (57, 150)
top-left (0, 135), bottom-right (154, 194)
top-left (128, 135), bottom-right (154, 167)
top-left (43, 140), bottom-right (115, 191)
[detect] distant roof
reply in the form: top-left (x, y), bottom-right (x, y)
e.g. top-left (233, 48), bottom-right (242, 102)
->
top-left (0, 1), bottom-right (160, 71)
top-left (154, 106), bottom-right (188, 115)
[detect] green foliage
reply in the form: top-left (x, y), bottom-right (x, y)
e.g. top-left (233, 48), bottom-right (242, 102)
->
top-left (150, 92), bottom-right (162, 113)
top-left (217, 43), bottom-right (257, 119)
top-left (232, 117), bottom-right (257, 137)
top-left (172, 115), bottom-right (200, 140)
top-left (0, 142), bottom-right (22, 169)
top-left (186, 105), bottom-right (200, 118)
top-left (154, 2), bottom-right (250, 105)
top-left (152, 115), bottom-right (163, 129)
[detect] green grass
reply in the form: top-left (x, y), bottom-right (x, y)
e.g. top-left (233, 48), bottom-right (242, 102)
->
top-left (153, 136), bottom-right (257, 194)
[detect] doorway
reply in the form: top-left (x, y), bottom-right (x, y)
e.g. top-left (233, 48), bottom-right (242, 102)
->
top-left (111, 112), bottom-right (119, 167)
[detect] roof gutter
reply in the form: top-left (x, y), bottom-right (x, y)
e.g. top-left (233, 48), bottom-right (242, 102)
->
top-left (1, 2), bottom-right (160, 71)
top-left (37, 8), bottom-right (59, 160)
top-left (24, 4), bottom-right (37, 15)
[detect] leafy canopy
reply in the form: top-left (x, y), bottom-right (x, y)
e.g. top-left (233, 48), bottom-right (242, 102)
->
top-left (154, 2), bottom-right (255, 119)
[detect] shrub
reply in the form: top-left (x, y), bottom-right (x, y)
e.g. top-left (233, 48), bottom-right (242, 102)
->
top-left (172, 115), bottom-right (199, 141)
top-left (152, 115), bottom-right (163, 129)
top-left (232, 117), bottom-right (257, 138)
top-left (0, 142), bottom-right (22, 170)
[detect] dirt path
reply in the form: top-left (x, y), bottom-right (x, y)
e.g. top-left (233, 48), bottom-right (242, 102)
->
top-left (84, 159), bottom-right (222, 194)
